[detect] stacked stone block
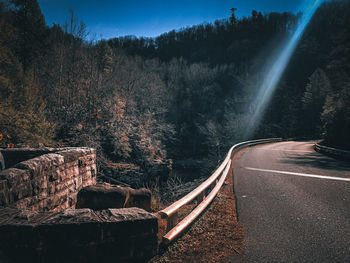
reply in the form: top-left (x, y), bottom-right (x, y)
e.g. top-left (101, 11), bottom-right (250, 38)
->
top-left (0, 147), bottom-right (160, 262)
top-left (0, 147), bottom-right (96, 212)
top-left (0, 207), bottom-right (158, 263)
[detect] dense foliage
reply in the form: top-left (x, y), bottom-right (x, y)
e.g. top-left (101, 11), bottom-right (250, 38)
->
top-left (0, 0), bottom-right (349, 181)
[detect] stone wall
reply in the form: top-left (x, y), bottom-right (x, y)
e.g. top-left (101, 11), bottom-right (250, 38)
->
top-left (0, 148), bottom-right (159, 262)
top-left (0, 207), bottom-right (158, 263)
top-left (0, 147), bottom-right (96, 212)
top-left (1, 148), bottom-right (57, 169)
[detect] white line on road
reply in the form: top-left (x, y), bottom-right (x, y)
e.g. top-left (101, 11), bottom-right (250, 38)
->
top-left (244, 167), bottom-right (350, 182)
top-left (254, 149), bottom-right (314, 153)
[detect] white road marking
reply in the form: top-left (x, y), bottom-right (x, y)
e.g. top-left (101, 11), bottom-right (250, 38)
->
top-left (254, 149), bottom-right (314, 153)
top-left (244, 167), bottom-right (350, 182)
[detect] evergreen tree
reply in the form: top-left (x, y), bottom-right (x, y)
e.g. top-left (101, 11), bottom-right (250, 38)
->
top-left (0, 45), bottom-right (55, 146)
top-left (301, 68), bottom-right (331, 137)
top-left (321, 84), bottom-right (350, 149)
top-left (10, 0), bottom-right (48, 72)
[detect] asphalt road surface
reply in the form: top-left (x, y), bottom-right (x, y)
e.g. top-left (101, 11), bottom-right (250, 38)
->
top-left (233, 141), bottom-right (350, 263)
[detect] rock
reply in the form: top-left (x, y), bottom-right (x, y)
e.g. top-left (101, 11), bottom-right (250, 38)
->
top-left (76, 183), bottom-right (127, 210)
top-left (0, 148), bottom-right (55, 168)
top-left (95, 207), bottom-right (156, 222)
top-left (126, 187), bottom-right (152, 212)
top-left (0, 207), bottom-right (158, 263)
top-left (0, 147), bottom-right (96, 212)
top-left (76, 183), bottom-right (152, 211)
top-left (42, 208), bottom-right (100, 224)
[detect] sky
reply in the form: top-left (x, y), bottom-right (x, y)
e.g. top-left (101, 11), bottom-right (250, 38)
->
top-left (38, 0), bottom-right (306, 40)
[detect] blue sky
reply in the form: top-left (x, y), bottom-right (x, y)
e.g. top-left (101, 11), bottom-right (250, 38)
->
top-left (38, 0), bottom-right (305, 40)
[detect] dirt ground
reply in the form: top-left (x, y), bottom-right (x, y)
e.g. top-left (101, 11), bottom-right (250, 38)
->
top-left (149, 159), bottom-right (246, 263)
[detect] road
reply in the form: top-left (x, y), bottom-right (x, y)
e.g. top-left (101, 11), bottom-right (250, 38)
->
top-left (233, 141), bottom-right (350, 262)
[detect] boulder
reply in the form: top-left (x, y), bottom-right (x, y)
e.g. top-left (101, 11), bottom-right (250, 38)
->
top-left (76, 183), bottom-right (152, 211)
top-left (0, 207), bottom-right (158, 263)
top-left (126, 187), bottom-right (152, 212)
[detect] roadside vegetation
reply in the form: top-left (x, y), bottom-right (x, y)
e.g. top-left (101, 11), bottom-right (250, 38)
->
top-left (0, 0), bottom-right (349, 187)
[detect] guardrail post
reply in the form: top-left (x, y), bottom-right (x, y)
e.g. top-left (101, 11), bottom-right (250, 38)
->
top-left (197, 191), bottom-right (205, 203)
top-left (159, 138), bottom-right (282, 244)
top-left (166, 212), bottom-right (178, 232)
top-left (209, 179), bottom-right (218, 191)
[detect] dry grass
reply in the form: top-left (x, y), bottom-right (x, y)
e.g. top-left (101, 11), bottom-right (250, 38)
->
top-left (106, 162), bottom-right (142, 170)
top-left (146, 171), bottom-right (201, 213)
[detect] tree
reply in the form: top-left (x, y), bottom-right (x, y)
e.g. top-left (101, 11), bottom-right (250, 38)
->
top-left (230, 8), bottom-right (237, 26)
top-left (0, 48), bottom-right (55, 146)
top-left (321, 84), bottom-right (350, 149)
top-left (10, 0), bottom-right (48, 72)
top-left (301, 68), bottom-right (331, 137)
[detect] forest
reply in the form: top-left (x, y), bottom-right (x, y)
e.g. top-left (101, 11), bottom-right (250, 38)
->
top-left (0, 0), bottom-right (349, 184)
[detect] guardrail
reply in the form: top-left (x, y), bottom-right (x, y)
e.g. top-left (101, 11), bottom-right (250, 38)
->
top-left (159, 138), bottom-right (282, 244)
top-left (315, 143), bottom-right (350, 161)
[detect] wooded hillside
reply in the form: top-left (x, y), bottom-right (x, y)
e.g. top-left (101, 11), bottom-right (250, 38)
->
top-left (0, 0), bottom-right (349, 182)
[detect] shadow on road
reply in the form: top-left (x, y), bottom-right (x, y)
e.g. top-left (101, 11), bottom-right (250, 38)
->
top-left (281, 152), bottom-right (350, 172)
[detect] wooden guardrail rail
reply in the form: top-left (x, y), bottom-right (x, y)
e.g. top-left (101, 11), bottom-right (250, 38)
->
top-left (159, 138), bottom-right (282, 244)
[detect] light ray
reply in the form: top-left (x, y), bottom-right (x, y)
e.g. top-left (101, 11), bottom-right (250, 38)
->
top-left (244, 0), bottom-right (324, 139)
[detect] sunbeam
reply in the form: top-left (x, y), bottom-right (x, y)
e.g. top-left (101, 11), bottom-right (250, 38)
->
top-left (244, 0), bottom-right (325, 139)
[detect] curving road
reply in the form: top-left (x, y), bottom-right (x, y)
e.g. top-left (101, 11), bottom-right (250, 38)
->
top-left (233, 141), bottom-right (350, 262)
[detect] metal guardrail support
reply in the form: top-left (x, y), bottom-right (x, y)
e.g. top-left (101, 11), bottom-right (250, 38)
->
top-left (166, 212), bottom-right (179, 232)
top-left (158, 138), bottom-right (282, 244)
top-left (196, 191), bottom-right (204, 203)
